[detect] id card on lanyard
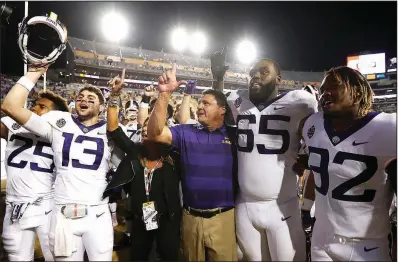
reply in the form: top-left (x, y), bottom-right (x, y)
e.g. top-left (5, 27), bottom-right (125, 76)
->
top-left (142, 161), bottom-right (160, 231)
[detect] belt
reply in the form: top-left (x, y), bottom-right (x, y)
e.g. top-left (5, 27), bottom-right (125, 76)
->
top-left (183, 205), bottom-right (233, 219)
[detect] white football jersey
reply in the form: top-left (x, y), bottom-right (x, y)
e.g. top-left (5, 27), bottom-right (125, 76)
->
top-left (302, 111), bottom-right (396, 238)
top-left (1, 117), bottom-right (55, 203)
top-left (227, 90), bottom-right (318, 201)
top-left (125, 122), bottom-right (139, 139)
top-left (33, 111), bottom-right (112, 205)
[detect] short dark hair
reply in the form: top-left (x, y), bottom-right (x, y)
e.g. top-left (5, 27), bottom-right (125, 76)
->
top-left (77, 85), bottom-right (105, 105)
top-left (201, 89), bottom-right (232, 120)
top-left (36, 90), bottom-right (69, 112)
top-left (202, 89), bottom-right (228, 108)
top-left (260, 58), bottom-right (281, 76)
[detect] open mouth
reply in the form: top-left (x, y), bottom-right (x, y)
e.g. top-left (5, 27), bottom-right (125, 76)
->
top-left (79, 104), bottom-right (89, 110)
top-left (322, 100), bottom-right (334, 109)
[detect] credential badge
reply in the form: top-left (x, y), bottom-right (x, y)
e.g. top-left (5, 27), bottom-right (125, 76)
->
top-left (234, 97), bottom-right (242, 108)
top-left (12, 123), bottom-right (21, 130)
top-left (56, 118), bottom-right (66, 128)
top-left (307, 125), bottom-right (315, 139)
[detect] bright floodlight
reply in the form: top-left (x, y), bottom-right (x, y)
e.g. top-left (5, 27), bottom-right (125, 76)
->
top-left (237, 40), bottom-right (256, 64)
top-left (101, 12), bottom-right (128, 42)
top-left (171, 28), bottom-right (188, 52)
top-left (189, 32), bottom-right (207, 55)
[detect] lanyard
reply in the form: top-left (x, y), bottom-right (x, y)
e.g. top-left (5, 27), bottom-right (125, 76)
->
top-left (144, 160), bottom-right (160, 200)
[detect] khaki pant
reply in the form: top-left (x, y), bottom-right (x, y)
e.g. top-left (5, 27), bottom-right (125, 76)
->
top-left (181, 207), bottom-right (238, 261)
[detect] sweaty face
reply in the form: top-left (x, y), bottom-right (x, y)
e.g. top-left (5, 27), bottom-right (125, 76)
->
top-left (197, 94), bottom-right (225, 126)
top-left (75, 90), bottom-right (102, 118)
top-left (319, 74), bottom-right (355, 117)
top-left (31, 98), bottom-right (55, 116)
top-left (249, 60), bottom-right (280, 100)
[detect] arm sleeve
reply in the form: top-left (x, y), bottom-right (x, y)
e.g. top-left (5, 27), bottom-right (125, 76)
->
top-left (108, 126), bottom-right (141, 158)
top-left (23, 113), bottom-right (53, 142)
top-left (169, 125), bottom-right (184, 150)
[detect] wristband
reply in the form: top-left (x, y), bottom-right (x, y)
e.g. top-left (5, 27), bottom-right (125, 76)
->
top-left (17, 76), bottom-right (36, 92)
top-left (301, 199), bottom-right (314, 211)
top-left (140, 102), bottom-right (149, 108)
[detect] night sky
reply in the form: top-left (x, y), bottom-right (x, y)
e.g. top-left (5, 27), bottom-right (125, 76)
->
top-left (1, 1), bottom-right (397, 76)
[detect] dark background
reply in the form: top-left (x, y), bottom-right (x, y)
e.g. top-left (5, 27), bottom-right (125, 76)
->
top-left (1, 1), bottom-right (397, 76)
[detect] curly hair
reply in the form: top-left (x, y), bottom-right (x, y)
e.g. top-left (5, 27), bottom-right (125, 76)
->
top-left (36, 90), bottom-right (69, 112)
top-left (325, 66), bottom-right (374, 117)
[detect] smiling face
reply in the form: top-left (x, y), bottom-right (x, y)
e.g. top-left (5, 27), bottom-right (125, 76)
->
top-left (75, 90), bottom-right (102, 119)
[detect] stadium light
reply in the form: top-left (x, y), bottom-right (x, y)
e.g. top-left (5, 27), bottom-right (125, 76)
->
top-left (171, 28), bottom-right (188, 52)
top-left (189, 31), bottom-right (207, 55)
top-left (237, 40), bottom-right (256, 64)
top-left (101, 12), bottom-right (128, 43)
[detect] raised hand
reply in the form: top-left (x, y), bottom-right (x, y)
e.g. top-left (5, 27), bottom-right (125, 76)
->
top-left (144, 85), bottom-right (155, 97)
top-left (210, 46), bottom-right (229, 80)
top-left (157, 63), bottom-right (186, 93)
top-left (108, 75), bottom-right (125, 94)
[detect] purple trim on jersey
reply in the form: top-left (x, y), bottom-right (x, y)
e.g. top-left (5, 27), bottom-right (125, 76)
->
top-left (323, 111), bottom-right (380, 146)
top-left (71, 115), bottom-right (106, 133)
top-left (170, 123), bottom-right (235, 209)
top-left (256, 91), bottom-right (289, 112)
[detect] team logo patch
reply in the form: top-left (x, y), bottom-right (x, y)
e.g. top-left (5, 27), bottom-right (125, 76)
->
top-left (307, 125), bottom-right (315, 138)
top-left (332, 136), bottom-right (340, 144)
top-left (56, 118), bottom-right (66, 128)
top-left (234, 97), bottom-right (242, 108)
top-left (12, 123), bottom-right (21, 130)
top-left (222, 137), bottom-right (231, 144)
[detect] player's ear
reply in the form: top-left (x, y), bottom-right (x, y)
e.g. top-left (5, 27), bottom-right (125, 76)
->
top-left (220, 106), bottom-right (226, 116)
top-left (99, 104), bottom-right (105, 112)
top-left (276, 75), bottom-right (282, 85)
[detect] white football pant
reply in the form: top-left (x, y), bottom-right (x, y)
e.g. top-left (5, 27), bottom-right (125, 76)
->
top-left (48, 204), bottom-right (113, 261)
top-left (2, 199), bottom-right (54, 261)
top-left (311, 223), bottom-right (391, 261)
top-left (236, 196), bottom-right (306, 261)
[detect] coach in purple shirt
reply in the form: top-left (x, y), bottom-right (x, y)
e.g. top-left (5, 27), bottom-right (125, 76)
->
top-left (147, 64), bottom-right (238, 261)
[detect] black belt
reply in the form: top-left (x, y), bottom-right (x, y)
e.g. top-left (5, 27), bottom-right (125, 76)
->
top-left (183, 205), bottom-right (233, 219)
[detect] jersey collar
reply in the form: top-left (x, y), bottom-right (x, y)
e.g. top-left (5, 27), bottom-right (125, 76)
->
top-left (71, 115), bottom-right (106, 134)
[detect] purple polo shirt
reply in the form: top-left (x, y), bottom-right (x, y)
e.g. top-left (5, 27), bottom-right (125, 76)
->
top-left (170, 123), bottom-right (235, 209)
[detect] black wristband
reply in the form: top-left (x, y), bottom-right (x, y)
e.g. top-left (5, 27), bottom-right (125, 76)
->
top-left (141, 95), bottom-right (151, 104)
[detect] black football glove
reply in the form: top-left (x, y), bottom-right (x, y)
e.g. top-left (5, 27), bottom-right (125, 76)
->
top-left (210, 46), bottom-right (229, 80)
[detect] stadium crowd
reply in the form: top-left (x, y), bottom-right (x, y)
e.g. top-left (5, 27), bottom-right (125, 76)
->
top-left (0, 38), bottom-right (397, 262)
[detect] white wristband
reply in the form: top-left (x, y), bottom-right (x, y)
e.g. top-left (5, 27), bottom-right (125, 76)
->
top-left (301, 198), bottom-right (314, 211)
top-left (140, 102), bottom-right (149, 108)
top-left (17, 76), bottom-right (36, 92)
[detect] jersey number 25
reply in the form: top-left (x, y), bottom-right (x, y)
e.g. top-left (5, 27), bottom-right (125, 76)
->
top-left (237, 115), bottom-right (291, 154)
top-left (7, 134), bottom-right (54, 173)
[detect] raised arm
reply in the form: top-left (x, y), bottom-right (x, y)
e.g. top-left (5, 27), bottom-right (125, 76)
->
top-left (1, 68), bottom-right (46, 125)
top-left (1, 67), bottom-right (53, 141)
top-left (137, 85), bottom-right (155, 126)
top-left (147, 64), bottom-right (185, 144)
top-left (178, 80), bottom-right (196, 124)
top-left (210, 47), bottom-right (229, 92)
top-left (107, 74), bottom-right (141, 157)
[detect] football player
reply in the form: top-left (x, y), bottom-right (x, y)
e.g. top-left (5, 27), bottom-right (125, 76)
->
top-left (1, 66), bottom-right (115, 261)
top-left (0, 88), bottom-right (69, 261)
top-left (300, 66), bottom-right (396, 261)
top-left (213, 57), bottom-right (318, 260)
